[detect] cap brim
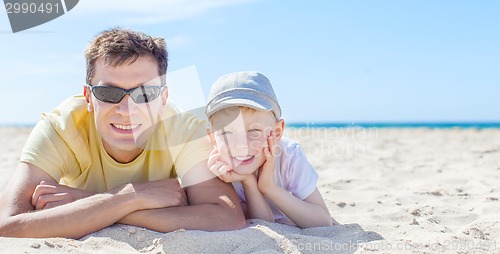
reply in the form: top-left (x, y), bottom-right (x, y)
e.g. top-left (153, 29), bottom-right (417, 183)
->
top-left (207, 98), bottom-right (274, 118)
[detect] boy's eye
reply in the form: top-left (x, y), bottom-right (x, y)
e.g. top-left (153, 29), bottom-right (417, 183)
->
top-left (247, 129), bottom-right (263, 138)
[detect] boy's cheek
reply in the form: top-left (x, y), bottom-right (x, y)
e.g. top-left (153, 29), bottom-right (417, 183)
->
top-left (249, 139), bottom-right (267, 152)
top-left (214, 136), bottom-right (227, 150)
top-left (214, 144), bottom-right (231, 162)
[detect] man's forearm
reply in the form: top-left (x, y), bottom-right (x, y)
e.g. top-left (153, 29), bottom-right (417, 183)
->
top-left (0, 185), bottom-right (138, 239)
top-left (118, 160), bottom-right (247, 232)
top-left (119, 202), bottom-right (246, 232)
top-left (1, 176), bottom-right (192, 238)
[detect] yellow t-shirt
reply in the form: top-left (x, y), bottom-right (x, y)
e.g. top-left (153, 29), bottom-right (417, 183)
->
top-left (20, 95), bottom-right (212, 193)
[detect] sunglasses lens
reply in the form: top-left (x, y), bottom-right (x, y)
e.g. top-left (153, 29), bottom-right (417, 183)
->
top-left (130, 86), bottom-right (161, 104)
top-left (92, 86), bottom-right (125, 103)
top-left (90, 85), bottom-right (162, 104)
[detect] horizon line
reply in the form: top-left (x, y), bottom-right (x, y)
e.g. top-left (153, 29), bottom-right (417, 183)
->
top-left (2, 121), bottom-right (500, 128)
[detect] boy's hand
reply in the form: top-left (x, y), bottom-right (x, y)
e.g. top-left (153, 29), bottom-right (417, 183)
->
top-left (257, 131), bottom-right (279, 194)
top-left (208, 148), bottom-right (248, 183)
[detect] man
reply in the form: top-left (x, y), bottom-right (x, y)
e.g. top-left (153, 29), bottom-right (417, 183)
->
top-left (0, 28), bottom-right (245, 239)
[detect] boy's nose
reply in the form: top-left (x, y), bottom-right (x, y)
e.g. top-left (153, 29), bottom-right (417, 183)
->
top-left (231, 135), bottom-right (249, 150)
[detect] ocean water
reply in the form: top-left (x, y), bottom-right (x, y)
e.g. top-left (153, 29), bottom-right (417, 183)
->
top-left (287, 122), bottom-right (500, 129)
top-left (2, 122), bottom-right (500, 129)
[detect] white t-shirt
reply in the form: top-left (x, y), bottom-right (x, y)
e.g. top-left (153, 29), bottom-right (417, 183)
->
top-left (231, 137), bottom-right (319, 223)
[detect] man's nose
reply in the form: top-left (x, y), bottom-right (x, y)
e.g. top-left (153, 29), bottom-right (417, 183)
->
top-left (115, 95), bottom-right (138, 115)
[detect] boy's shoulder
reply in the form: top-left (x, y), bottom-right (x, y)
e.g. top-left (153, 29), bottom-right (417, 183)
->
top-left (279, 136), bottom-right (299, 146)
top-left (275, 136), bottom-right (317, 179)
top-left (278, 136), bottom-right (305, 157)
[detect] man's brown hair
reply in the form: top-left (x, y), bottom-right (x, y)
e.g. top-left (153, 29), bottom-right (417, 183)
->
top-left (85, 27), bottom-right (167, 84)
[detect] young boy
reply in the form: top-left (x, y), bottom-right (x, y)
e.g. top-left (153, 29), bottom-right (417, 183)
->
top-left (206, 71), bottom-right (333, 228)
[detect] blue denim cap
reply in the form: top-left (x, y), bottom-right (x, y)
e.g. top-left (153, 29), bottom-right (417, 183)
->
top-left (206, 71), bottom-right (281, 119)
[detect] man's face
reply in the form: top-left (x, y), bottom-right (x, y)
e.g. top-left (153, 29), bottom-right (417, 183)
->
top-left (86, 56), bottom-right (166, 162)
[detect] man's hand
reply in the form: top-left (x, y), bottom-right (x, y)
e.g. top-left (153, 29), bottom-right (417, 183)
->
top-left (118, 159), bottom-right (246, 232)
top-left (31, 181), bottom-right (93, 210)
top-left (125, 178), bottom-right (188, 209)
top-left (207, 148), bottom-right (249, 183)
top-left (31, 178), bottom-right (188, 211)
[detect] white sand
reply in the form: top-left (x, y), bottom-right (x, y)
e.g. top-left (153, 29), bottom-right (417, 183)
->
top-left (0, 126), bottom-right (499, 253)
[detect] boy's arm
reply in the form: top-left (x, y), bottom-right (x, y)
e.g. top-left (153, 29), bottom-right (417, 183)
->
top-left (262, 186), bottom-right (333, 228)
top-left (206, 148), bottom-right (272, 222)
top-left (240, 174), bottom-right (274, 221)
top-left (117, 160), bottom-right (246, 232)
top-left (258, 134), bottom-right (332, 228)
top-left (0, 162), bottom-right (186, 239)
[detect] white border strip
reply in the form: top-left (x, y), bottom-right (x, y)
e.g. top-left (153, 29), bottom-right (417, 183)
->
top-left (60, 0), bottom-right (68, 13)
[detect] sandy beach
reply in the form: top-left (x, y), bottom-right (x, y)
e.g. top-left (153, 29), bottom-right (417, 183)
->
top-left (0, 126), bottom-right (499, 253)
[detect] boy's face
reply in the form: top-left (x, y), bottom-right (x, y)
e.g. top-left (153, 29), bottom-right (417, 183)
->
top-left (211, 107), bottom-right (283, 175)
top-left (85, 56), bottom-right (167, 162)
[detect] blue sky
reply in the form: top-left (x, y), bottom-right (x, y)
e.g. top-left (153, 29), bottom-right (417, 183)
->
top-left (1, 0), bottom-right (499, 124)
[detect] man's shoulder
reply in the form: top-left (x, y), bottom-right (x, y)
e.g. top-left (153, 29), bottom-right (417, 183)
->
top-left (160, 101), bottom-right (208, 134)
top-left (41, 95), bottom-right (90, 137)
top-left (44, 95), bottom-right (87, 119)
top-left (20, 96), bottom-right (91, 181)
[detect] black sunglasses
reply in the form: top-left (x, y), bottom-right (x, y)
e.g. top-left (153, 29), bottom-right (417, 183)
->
top-left (86, 84), bottom-right (166, 104)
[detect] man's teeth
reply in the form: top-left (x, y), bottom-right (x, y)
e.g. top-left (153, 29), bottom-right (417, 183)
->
top-left (113, 124), bottom-right (140, 130)
top-left (234, 155), bottom-right (253, 161)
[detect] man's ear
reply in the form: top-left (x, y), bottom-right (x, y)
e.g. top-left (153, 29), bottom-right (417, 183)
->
top-left (83, 85), bottom-right (93, 112)
top-left (274, 119), bottom-right (285, 141)
top-left (156, 86), bottom-right (169, 118)
top-left (162, 86), bottom-right (169, 105)
top-left (83, 85), bottom-right (90, 103)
